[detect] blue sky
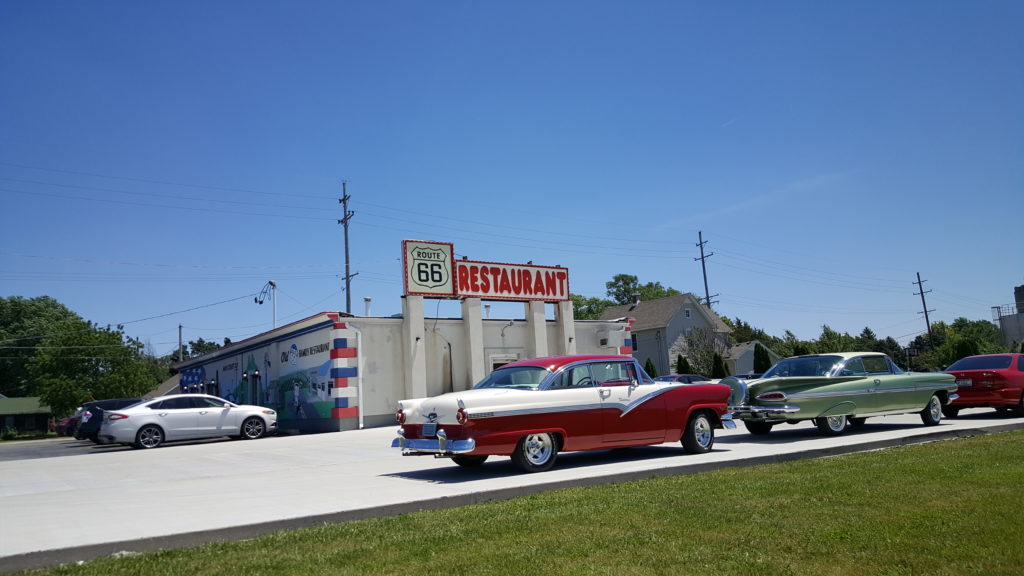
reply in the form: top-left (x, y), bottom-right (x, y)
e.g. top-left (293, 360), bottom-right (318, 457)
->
top-left (2, 1), bottom-right (1021, 358)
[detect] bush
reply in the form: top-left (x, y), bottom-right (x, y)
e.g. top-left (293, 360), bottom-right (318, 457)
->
top-left (1, 427), bottom-right (17, 441)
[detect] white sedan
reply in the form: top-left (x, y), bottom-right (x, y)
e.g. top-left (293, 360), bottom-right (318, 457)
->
top-left (98, 394), bottom-right (278, 449)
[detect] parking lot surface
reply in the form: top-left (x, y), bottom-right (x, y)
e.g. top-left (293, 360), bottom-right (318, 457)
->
top-left (1, 410), bottom-right (1021, 572)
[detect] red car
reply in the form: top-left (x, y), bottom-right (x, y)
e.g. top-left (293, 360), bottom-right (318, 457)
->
top-left (392, 354), bottom-right (735, 472)
top-left (944, 353), bottom-right (1024, 417)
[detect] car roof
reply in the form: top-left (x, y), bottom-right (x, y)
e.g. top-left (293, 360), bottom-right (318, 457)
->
top-left (499, 355), bottom-right (636, 371)
top-left (786, 352), bottom-right (884, 361)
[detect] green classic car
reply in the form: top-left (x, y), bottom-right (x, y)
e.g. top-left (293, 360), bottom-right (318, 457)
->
top-left (725, 352), bottom-right (958, 436)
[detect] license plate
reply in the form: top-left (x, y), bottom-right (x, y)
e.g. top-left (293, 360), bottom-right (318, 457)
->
top-left (955, 379), bottom-right (972, 387)
top-left (421, 423), bottom-right (437, 437)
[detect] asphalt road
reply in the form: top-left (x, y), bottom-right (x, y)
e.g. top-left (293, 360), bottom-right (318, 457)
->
top-left (1, 409), bottom-right (1021, 572)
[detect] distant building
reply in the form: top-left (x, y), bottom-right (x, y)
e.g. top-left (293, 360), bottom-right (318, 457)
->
top-left (722, 340), bottom-right (782, 376)
top-left (0, 397), bottom-right (51, 433)
top-left (600, 293), bottom-right (732, 376)
top-left (993, 285), bottom-right (1024, 349)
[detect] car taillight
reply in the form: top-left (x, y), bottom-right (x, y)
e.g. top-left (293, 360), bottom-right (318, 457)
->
top-left (456, 407), bottom-right (468, 425)
top-left (395, 409), bottom-right (406, 424)
top-left (107, 413), bottom-right (129, 421)
top-left (756, 391), bottom-right (788, 402)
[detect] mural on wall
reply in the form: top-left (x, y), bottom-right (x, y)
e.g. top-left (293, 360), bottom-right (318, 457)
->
top-left (268, 336), bottom-right (335, 426)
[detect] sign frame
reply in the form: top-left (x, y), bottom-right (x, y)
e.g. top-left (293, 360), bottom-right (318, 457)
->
top-left (402, 240), bottom-right (456, 298)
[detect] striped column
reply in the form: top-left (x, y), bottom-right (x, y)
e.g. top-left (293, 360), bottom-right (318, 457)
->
top-left (328, 314), bottom-right (359, 419)
top-left (619, 317), bottom-right (636, 355)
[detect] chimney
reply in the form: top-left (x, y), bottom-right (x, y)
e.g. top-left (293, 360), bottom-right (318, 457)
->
top-left (363, 297), bottom-right (372, 317)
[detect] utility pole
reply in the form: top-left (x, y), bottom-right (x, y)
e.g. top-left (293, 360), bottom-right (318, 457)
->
top-left (695, 231), bottom-right (718, 308)
top-left (338, 182), bottom-right (357, 315)
top-left (178, 324), bottom-right (184, 362)
top-left (914, 272), bottom-right (935, 341)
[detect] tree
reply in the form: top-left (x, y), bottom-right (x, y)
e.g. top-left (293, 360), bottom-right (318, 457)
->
top-left (676, 354), bottom-right (692, 374)
top-left (0, 296), bottom-right (83, 397)
top-left (570, 293), bottom-right (614, 320)
top-left (28, 320), bottom-right (161, 416)
top-left (643, 357), bottom-right (658, 378)
top-left (604, 274), bottom-right (681, 305)
top-left (711, 353), bottom-right (729, 378)
top-left (683, 327), bottom-right (727, 377)
top-left (753, 343), bottom-right (772, 373)
top-left (817, 325), bottom-right (856, 353)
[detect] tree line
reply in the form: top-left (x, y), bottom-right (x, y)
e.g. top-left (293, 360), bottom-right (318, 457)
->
top-left (572, 274), bottom-right (1015, 375)
top-left (0, 296), bottom-right (230, 416)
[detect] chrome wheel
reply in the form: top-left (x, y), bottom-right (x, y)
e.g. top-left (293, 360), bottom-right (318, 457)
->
top-left (241, 417), bottom-right (265, 439)
top-left (682, 412), bottom-right (714, 454)
top-left (511, 432), bottom-right (558, 473)
top-left (816, 415), bottom-right (847, 436)
top-left (921, 395), bottom-right (942, 426)
top-left (134, 425), bottom-right (163, 449)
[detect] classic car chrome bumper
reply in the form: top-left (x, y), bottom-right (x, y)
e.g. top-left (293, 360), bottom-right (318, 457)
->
top-left (729, 404), bottom-right (801, 420)
top-left (720, 413), bottom-right (738, 429)
top-left (391, 428), bottom-right (476, 455)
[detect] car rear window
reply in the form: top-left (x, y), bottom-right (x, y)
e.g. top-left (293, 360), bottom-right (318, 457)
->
top-left (946, 355), bottom-right (1013, 371)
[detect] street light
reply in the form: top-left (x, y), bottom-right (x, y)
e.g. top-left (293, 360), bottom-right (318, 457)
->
top-left (255, 281), bottom-right (277, 328)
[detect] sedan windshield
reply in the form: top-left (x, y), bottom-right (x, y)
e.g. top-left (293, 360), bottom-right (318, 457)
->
top-left (761, 355), bottom-right (844, 378)
top-left (473, 366), bottom-right (550, 390)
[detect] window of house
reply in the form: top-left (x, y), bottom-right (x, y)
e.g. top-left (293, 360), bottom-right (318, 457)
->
top-left (685, 308), bottom-right (691, 319)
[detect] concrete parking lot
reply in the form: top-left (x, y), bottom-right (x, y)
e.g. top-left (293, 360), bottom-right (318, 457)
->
top-left (1, 409), bottom-right (1021, 572)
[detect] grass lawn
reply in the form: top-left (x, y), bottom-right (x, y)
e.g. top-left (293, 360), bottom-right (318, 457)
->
top-left (23, 430), bottom-right (1024, 576)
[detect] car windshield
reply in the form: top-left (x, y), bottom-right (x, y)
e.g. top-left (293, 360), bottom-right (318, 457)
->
top-left (947, 355), bottom-right (1013, 371)
top-left (473, 366), bottom-right (550, 390)
top-left (761, 355), bottom-right (845, 378)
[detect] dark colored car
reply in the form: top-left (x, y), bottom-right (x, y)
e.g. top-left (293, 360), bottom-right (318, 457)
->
top-left (943, 353), bottom-right (1024, 417)
top-left (653, 374), bottom-right (711, 384)
top-left (75, 398), bottom-right (146, 443)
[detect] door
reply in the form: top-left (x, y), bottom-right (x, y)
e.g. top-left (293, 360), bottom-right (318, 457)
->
top-left (596, 361), bottom-right (666, 444)
top-left (193, 396), bottom-right (236, 437)
top-left (150, 397), bottom-right (200, 440)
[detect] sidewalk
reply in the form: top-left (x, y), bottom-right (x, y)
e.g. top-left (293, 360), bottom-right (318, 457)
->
top-left (1, 410), bottom-right (1020, 572)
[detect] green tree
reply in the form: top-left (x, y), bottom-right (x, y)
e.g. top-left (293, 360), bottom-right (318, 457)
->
top-left (0, 296), bottom-right (83, 397)
top-left (711, 352), bottom-right (729, 378)
top-left (643, 357), bottom-right (658, 378)
top-left (753, 343), bottom-right (773, 373)
top-left (675, 354), bottom-right (692, 374)
top-left (570, 293), bottom-right (615, 320)
top-left (28, 320), bottom-right (161, 416)
top-left (605, 274), bottom-right (681, 305)
top-left (817, 325), bottom-right (856, 353)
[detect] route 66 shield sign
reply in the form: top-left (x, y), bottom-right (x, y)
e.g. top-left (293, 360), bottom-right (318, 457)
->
top-left (403, 240), bottom-right (454, 297)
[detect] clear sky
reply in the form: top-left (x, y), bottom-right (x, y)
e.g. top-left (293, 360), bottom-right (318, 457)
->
top-left (2, 1), bottom-right (1021, 358)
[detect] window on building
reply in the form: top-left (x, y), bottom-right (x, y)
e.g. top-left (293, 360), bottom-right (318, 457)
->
top-left (685, 308), bottom-right (691, 319)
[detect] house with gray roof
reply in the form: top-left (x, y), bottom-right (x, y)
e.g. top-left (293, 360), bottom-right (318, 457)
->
top-left (600, 293), bottom-right (732, 377)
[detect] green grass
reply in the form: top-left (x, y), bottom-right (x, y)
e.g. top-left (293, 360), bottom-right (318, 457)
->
top-left (24, 431), bottom-right (1024, 576)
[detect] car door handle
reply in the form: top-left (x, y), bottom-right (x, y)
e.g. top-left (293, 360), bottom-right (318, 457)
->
top-left (199, 411), bottom-right (209, 415)
top-left (599, 389), bottom-right (611, 399)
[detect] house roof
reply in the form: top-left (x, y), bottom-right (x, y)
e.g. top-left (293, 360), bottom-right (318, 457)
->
top-left (0, 397), bottom-right (50, 415)
top-left (599, 293), bottom-right (732, 334)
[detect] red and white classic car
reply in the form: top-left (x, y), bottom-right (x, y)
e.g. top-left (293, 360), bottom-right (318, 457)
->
top-left (392, 354), bottom-right (736, 472)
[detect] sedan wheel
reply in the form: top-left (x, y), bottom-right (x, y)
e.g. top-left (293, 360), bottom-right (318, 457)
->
top-left (134, 424), bottom-right (164, 449)
top-left (815, 415), bottom-right (848, 436)
top-left (240, 417), bottom-right (265, 440)
top-left (920, 395), bottom-right (942, 426)
top-left (682, 412), bottom-right (714, 454)
top-left (511, 432), bottom-right (558, 473)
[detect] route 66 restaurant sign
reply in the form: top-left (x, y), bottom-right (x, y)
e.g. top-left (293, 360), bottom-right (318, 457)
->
top-left (403, 240), bottom-right (570, 302)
